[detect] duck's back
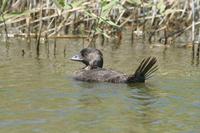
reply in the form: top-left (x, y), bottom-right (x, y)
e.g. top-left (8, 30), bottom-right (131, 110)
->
top-left (74, 68), bottom-right (128, 83)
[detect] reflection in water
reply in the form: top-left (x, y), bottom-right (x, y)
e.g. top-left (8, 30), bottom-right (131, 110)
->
top-left (128, 84), bottom-right (158, 128)
top-left (74, 82), bottom-right (103, 108)
top-left (6, 43), bottom-right (10, 57)
top-left (78, 94), bottom-right (102, 108)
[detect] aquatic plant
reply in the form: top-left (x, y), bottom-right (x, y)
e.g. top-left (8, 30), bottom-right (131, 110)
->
top-left (0, 0), bottom-right (199, 47)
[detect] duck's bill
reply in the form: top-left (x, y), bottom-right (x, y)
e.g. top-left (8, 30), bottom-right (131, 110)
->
top-left (70, 54), bottom-right (83, 61)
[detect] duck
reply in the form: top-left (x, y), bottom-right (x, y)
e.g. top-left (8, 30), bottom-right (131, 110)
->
top-left (70, 48), bottom-right (158, 83)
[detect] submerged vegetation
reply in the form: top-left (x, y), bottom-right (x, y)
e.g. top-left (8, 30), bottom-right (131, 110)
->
top-left (0, 0), bottom-right (200, 50)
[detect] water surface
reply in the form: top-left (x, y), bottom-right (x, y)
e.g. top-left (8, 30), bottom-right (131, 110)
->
top-left (0, 38), bottom-right (200, 133)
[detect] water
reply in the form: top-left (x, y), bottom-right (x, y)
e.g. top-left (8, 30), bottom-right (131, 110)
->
top-left (0, 37), bottom-right (200, 133)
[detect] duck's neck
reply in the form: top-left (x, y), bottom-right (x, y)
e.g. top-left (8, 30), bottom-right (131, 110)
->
top-left (83, 65), bottom-right (102, 70)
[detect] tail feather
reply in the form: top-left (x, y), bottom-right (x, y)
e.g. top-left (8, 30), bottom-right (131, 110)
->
top-left (126, 57), bottom-right (158, 83)
top-left (140, 57), bottom-right (157, 75)
top-left (145, 65), bottom-right (158, 79)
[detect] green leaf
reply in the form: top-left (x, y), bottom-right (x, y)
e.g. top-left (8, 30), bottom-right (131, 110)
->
top-left (157, 0), bottom-right (166, 13)
top-left (1, 0), bottom-right (9, 12)
top-left (101, 0), bottom-right (119, 17)
top-left (127, 0), bottom-right (141, 5)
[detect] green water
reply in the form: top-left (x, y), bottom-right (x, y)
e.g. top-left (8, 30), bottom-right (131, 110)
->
top-left (0, 38), bottom-right (200, 133)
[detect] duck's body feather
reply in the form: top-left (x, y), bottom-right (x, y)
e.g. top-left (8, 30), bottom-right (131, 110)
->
top-left (74, 68), bottom-right (128, 83)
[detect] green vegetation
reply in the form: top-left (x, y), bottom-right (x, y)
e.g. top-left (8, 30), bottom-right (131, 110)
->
top-left (0, 0), bottom-right (200, 47)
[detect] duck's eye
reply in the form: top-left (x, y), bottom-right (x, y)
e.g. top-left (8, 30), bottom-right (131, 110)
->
top-left (82, 53), bottom-right (87, 57)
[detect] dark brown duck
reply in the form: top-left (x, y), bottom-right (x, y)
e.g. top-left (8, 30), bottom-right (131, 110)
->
top-left (70, 48), bottom-right (158, 83)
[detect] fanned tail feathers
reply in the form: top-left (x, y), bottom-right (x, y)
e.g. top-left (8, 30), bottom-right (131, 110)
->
top-left (126, 57), bottom-right (158, 83)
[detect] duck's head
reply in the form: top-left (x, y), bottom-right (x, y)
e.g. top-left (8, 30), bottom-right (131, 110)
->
top-left (70, 48), bottom-right (103, 70)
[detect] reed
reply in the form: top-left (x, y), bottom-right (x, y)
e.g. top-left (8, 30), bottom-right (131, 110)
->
top-left (0, 10), bottom-right (8, 41)
top-left (0, 0), bottom-right (199, 46)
